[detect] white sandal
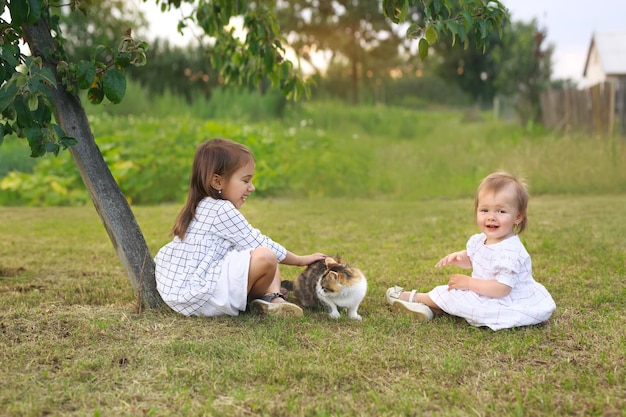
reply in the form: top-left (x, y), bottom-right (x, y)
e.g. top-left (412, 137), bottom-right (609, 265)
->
top-left (385, 286), bottom-right (434, 322)
top-left (385, 286), bottom-right (418, 304)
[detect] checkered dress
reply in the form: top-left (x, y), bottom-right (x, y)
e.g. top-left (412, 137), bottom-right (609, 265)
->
top-left (428, 233), bottom-right (556, 330)
top-left (154, 197), bottom-right (287, 316)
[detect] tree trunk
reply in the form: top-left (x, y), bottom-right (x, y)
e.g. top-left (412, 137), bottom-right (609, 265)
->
top-left (22, 19), bottom-right (165, 310)
top-left (350, 33), bottom-right (359, 106)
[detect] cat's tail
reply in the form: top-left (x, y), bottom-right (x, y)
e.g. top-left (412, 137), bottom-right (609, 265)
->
top-left (281, 280), bottom-right (294, 291)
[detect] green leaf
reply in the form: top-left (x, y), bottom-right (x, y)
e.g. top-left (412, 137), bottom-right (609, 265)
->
top-left (8, 0), bottom-right (28, 27)
top-left (88, 86), bottom-right (104, 105)
top-left (132, 52), bottom-right (147, 67)
top-left (1, 105), bottom-right (16, 121)
top-left (256, 24), bottom-right (266, 40)
top-left (479, 20), bottom-right (489, 40)
top-left (14, 96), bottom-right (33, 128)
top-left (52, 124), bottom-right (65, 139)
top-left (27, 0), bottom-right (42, 24)
top-left (458, 24), bottom-right (468, 44)
top-left (1, 44), bottom-right (21, 69)
top-left (114, 51), bottom-right (132, 68)
top-left (447, 21), bottom-right (460, 38)
top-left (461, 10), bottom-right (473, 30)
top-left (34, 66), bottom-right (56, 87)
top-left (3, 119), bottom-right (14, 133)
top-left (382, 0), bottom-right (406, 24)
top-left (25, 127), bottom-right (45, 157)
top-left (418, 38), bottom-right (429, 60)
top-left (0, 78), bottom-right (19, 113)
top-left (45, 141), bottom-right (60, 156)
top-left (30, 97), bottom-right (52, 125)
top-left (280, 78), bottom-right (295, 97)
top-left (263, 45), bottom-right (274, 74)
top-left (102, 67), bottom-right (126, 104)
top-left (77, 61), bottom-right (96, 90)
top-left (406, 23), bottom-right (422, 39)
top-left (60, 136), bottom-right (78, 148)
top-left (425, 26), bottom-right (438, 45)
top-left (27, 94), bottom-right (39, 112)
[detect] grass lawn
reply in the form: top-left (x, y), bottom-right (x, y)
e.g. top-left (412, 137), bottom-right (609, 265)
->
top-left (1, 195), bottom-right (624, 416)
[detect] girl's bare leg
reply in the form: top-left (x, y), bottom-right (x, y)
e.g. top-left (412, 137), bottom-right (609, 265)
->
top-left (400, 291), bottom-right (443, 313)
top-left (247, 247), bottom-right (285, 303)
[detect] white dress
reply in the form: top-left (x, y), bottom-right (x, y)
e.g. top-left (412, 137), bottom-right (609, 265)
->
top-left (154, 197), bottom-right (286, 317)
top-left (428, 233), bottom-right (556, 330)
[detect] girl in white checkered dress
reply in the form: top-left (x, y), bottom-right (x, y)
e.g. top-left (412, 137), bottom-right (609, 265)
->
top-left (154, 139), bottom-right (325, 318)
top-left (386, 172), bottom-right (556, 330)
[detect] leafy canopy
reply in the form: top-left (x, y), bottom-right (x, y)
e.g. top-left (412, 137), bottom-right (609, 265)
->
top-left (0, 0), bottom-right (309, 158)
top-left (1, 0), bottom-right (149, 156)
top-left (382, 0), bottom-right (509, 59)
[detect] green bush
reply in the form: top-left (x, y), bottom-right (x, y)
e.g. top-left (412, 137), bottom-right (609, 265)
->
top-left (1, 102), bottom-right (625, 206)
top-left (0, 137), bottom-right (37, 177)
top-left (0, 115), bottom-right (338, 204)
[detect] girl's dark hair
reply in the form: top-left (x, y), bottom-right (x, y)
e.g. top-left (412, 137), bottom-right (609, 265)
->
top-left (172, 138), bottom-right (254, 238)
top-left (474, 171), bottom-right (530, 234)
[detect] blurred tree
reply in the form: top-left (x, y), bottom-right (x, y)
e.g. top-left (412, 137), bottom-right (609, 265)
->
top-left (126, 39), bottom-right (220, 103)
top-left (428, 29), bottom-right (503, 106)
top-left (385, 0), bottom-right (505, 106)
top-left (52, 2), bottom-right (267, 103)
top-left (491, 19), bottom-right (553, 124)
top-left (382, 0), bottom-right (509, 58)
top-left (276, 0), bottom-right (511, 78)
top-left (385, 2), bottom-right (550, 118)
top-left (276, 0), bottom-right (404, 105)
top-left (52, 0), bottom-right (148, 62)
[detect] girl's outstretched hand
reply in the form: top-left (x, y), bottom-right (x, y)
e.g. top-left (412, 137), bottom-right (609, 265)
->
top-left (281, 251), bottom-right (326, 266)
top-left (300, 253), bottom-right (326, 266)
top-left (435, 250), bottom-right (471, 269)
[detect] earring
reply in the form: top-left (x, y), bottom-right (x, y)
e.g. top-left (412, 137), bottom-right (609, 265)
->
top-left (218, 190), bottom-right (222, 194)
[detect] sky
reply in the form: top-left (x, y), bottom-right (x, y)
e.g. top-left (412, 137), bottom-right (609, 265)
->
top-left (503, 0), bottom-right (626, 85)
top-left (134, 0), bottom-right (626, 86)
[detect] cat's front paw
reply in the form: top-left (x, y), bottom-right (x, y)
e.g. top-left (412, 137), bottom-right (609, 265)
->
top-left (349, 313), bottom-right (362, 321)
top-left (328, 311), bottom-right (341, 319)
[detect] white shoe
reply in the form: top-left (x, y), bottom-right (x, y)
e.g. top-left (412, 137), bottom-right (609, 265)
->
top-left (386, 286), bottom-right (433, 322)
top-left (250, 293), bottom-right (303, 318)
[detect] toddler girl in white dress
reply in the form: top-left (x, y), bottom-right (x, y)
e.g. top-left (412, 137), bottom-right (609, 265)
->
top-left (386, 171), bottom-right (556, 330)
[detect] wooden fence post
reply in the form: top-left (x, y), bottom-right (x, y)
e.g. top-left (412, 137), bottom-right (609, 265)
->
top-left (539, 82), bottom-right (621, 137)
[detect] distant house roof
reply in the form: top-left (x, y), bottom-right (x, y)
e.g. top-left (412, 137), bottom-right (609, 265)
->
top-left (583, 32), bottom-right (626, 77)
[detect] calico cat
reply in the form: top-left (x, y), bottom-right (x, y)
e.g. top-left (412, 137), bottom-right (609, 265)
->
top-left (281, 256), bottom-right (367, 320)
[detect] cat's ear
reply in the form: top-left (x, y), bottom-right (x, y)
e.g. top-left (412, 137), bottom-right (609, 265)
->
top-left (328, 271), bottom-right (339, 281)
top-left (325, 257), bottom-right (337, 266)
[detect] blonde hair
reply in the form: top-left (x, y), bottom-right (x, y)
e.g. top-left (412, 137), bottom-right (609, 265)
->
top-left (474, 171), bottom-right (529, 234)
top-left (172, 138), bottom-right (254, 238)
